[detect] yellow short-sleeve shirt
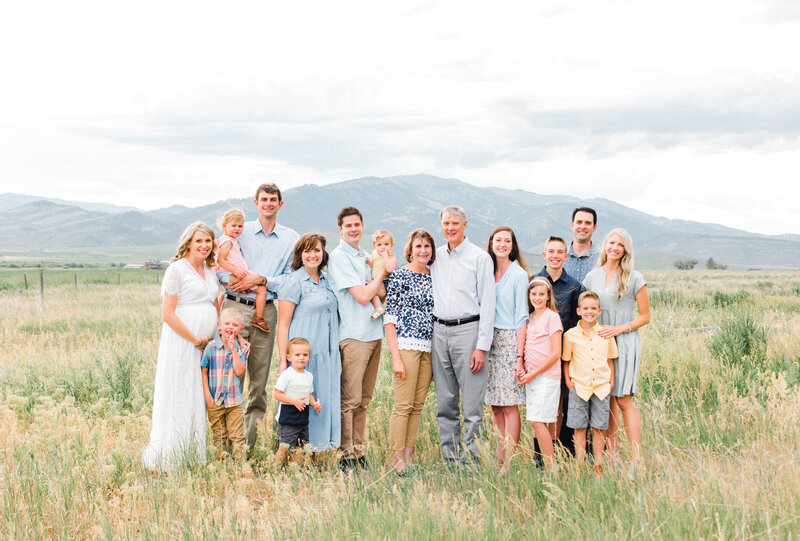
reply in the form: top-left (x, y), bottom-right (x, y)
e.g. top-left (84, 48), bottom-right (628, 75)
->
top-left (562, 322), bottom-right (619, 401)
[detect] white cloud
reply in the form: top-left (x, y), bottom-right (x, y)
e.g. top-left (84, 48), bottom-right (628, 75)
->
top-left (1, 0), bottom-right (798, 234)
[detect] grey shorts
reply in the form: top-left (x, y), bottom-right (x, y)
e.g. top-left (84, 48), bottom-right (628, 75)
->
top-left (566, 387), bottom-right (610, 430)
top-left (278, 423), bottom-right (309, 450)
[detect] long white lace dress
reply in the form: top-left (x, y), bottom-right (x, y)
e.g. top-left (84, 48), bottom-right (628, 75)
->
top-left (142, 258), bottom-right (220, 470)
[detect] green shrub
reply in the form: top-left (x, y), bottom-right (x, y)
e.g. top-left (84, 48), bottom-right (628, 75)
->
top-left (711, 290), bottom-right (751, 307)
top-left (707, 312), bottom-right (767, 366)
top-left (673, 259), bottom-right (698, 270)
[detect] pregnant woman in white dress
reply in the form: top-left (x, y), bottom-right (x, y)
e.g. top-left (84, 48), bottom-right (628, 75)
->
top-left (143, 222), bottom-right (221, 470)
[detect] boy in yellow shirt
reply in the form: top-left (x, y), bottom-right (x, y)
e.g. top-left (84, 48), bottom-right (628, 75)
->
top-left (562, 291), bottom-right (618, 474)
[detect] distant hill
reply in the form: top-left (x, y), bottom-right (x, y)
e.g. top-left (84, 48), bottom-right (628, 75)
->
top-left (2, 175), bottom-right (799, 269)
top-left (0, 192), bottom-right (139, 215)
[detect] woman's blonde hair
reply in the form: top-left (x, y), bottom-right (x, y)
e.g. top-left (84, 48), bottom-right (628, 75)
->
top-left (598, 228), bottom-right (635, 300)
top-left (218, 208), bottom-right (245, 229)
top-left (528, 277), bottom-right (558, 313)
top-left (173, 222), bottom-right (216, 267)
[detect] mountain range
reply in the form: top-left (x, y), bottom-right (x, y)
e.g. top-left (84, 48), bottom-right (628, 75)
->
top-left (2, 174), bottom-right (799, 269)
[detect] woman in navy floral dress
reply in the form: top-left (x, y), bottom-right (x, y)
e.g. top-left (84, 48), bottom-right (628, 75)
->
top-left (383, 229), bottom-right (436, 475)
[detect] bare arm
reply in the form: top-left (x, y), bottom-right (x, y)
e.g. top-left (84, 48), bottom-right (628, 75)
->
top-left (309, 391), bottom-right (321, 412)
top-left (162, 293), bottom-right (210, 350)
top-left (384, 322), bottom-right (406, 379)
top-left (514, 325), bottom-right (526, 378)
top-left (223, 336), bottom-right (246, 377)
top-left (608, 358), bottom-right (615, 389)
top-left (598, 285), bottom-right (651, 339)
top-left (519, 331), bottom-right (563, 385)
top-left (273, 388), bottom-right (306, 411)
top-left (563, 361), bottom-right (574, 389)
top-left (276, 300), bottom-right (297, 374)
top-left (228, 271), bottom-right (265, 293)
top-left (201, 367), bottom-right (214, 408)
top-left (346, 273), bottom-right (386, 306)
top-left (216, 242), bottom-right (247, 279)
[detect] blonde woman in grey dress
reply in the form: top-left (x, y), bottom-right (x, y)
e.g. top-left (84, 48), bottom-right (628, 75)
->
top-left (582, 228), bottom-right (650, 469)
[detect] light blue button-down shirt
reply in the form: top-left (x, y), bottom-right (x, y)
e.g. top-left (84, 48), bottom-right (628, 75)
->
top-left (217, 220), bottom-right (299, 300)
top-left (327, 239), bottom-right (385, 342)
top-left (563, 241), bottom-right (600, 285)
top-left (429, 238), bottom-right (496, 351)
top-left (493, 260), bottom-right (529, 331)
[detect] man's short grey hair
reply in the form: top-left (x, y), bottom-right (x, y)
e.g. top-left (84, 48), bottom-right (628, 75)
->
top-left (440, 205), bottom-right (467, 221)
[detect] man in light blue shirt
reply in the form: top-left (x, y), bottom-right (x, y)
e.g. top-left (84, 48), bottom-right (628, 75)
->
top-left (429, 205), bottom-right (495, 464)
top-left (327, 206), bottom-right (387, 470)
top-left (219, 183), bottom-right (299, 452)
top-left (562, 207), bottom-right (600, 284)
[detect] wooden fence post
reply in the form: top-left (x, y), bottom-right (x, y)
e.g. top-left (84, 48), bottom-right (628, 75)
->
top-left (24, 273), bottom-right (28, 290)
top-left (39, 268), bottom-right (44, 302)
top-left (74, 273), bottom-right (78, 289)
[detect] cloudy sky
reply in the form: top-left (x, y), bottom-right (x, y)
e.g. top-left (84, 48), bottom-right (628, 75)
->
top-left (1, 0), bottom-right (798, 235)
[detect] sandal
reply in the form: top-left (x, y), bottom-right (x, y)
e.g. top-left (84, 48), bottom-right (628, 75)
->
top-left (251, 316), bottom-right (270, 333)
top-left (370, 308), bottom-right (385, 321)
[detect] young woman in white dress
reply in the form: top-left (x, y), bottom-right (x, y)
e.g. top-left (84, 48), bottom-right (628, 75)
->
top-left (142, 222), bottom-right (221, 470)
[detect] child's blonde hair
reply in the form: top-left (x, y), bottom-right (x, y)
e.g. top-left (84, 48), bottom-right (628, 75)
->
top-left (371, 229), bottom-right (394, 246)
top-left (577, 290), bottom-right (600, 307)
top-left (218, 208), bottom-right (246, 230)
top-left (287, 337), bottom-right (310, 352)
top-left (528, 277), bottom-right (559, 313)
top-left (219, 307), bottom-right (245, 325)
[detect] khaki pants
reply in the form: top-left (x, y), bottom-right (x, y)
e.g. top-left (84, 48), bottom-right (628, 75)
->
top-left (221, 299), bottom-right (278, 451)
top-left (389, 349), bottom-right (432, 452)
top-left (339, 338), bottom-right (382, 460)
top-left (207, 403), bottom-right (246, 459)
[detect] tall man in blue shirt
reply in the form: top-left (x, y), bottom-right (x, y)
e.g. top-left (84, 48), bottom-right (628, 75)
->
top-left (563, 207), bottom-right (600, 285)
top-left (221, 183), bottom-right (299, 452)
top-left (429, 205), bottom-right (495, 465)
top-left (327, 207), bottom-right (388, 470)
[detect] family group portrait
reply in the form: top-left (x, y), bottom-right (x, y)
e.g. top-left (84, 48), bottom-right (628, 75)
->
top-left (146, 181), bottom-right (649, 481)
top-left (3, 0), bottom-right (800, 538)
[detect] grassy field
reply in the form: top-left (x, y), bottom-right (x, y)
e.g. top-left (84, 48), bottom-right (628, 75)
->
top-left (1, 270), bottom-right (799, 539)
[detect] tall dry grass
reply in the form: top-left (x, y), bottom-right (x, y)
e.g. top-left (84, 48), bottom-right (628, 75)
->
top-left (1, 270), bottom-right (799, 539)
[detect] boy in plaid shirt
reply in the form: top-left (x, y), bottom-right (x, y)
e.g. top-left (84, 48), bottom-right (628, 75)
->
top-left (201, 307), bottom-right (250, 461)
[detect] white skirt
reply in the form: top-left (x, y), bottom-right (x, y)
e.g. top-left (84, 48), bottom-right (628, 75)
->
top-left (525, 375), bottom-right (561, 423)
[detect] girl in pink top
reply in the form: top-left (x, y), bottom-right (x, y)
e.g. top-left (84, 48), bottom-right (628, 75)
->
top-left (216, 209), bottom-right (269, 332)
top-left (518, 277), bottom-right (563, 467)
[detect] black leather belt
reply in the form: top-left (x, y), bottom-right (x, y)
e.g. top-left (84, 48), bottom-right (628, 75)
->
top-left (225, 293), bottom-right (273, 307)
top-left (433, 315), bottom-right (480, 326)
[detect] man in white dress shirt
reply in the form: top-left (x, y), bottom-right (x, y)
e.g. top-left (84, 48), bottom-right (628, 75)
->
top-left (429, 205), bottom-right (495, 464)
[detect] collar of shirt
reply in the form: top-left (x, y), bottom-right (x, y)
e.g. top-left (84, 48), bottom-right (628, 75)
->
top-left (568, 241), bottom-right (600, 259)
top-left (577, 321), bottom-right (599, 336)
top-left (253, 220), bottom-right (290, 239)
top-left (337, 238), bottom-right (366, 257)
top-left (446, 237), bottom-right (470, 256)
top-left (296, 266), bottom-right (330, 285)
top-left (537, 266), bottom-right (567, 285)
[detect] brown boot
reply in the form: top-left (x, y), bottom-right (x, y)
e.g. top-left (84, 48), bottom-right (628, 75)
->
top-left (251, 316), bottom-right (270, 333)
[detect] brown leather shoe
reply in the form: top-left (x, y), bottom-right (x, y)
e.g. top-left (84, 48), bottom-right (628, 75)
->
top-left (251, 316), bottom-right (270, 333)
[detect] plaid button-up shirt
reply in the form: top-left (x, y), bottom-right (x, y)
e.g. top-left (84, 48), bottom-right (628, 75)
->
top-left (201, 337), bottom-right (249, 407)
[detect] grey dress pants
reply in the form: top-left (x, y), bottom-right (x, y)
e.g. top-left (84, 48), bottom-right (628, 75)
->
top-left (431, 320), bottom-right (487, 462)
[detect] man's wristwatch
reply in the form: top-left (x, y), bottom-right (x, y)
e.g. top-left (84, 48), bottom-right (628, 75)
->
top-left (259, 276), bottom-right (267, 287)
